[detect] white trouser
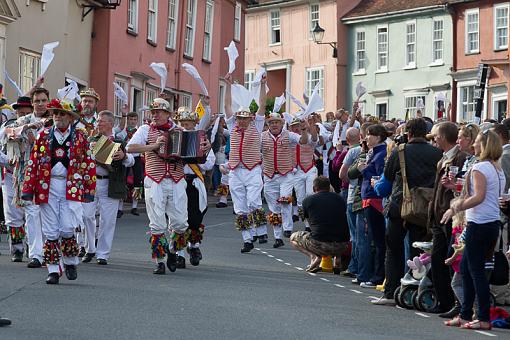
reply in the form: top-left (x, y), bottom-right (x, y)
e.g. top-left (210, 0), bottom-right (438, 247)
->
top-left (25, 200), bottom-right (43, 262)
top-left (264, 173), bottom-right (295, 238)
top-left (2, 173), bottom-right (25, 253)
top-left (145, 177), bottom-right (188, 237)
top-left (82, 179), bottom-right (119, 260)
top-left (229, 166), bottom-right (264, 241)
top-left (40, 178), bottom-right (82, 273)
top-left (294, 167), bottom-right (317, 207)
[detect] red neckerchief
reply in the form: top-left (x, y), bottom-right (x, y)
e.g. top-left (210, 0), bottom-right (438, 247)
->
top-left (152, 122), bottom-right (172, 131)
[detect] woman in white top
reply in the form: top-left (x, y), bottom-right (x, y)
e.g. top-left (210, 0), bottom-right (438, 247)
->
top-left (442, 130), bottom-right (505, 331)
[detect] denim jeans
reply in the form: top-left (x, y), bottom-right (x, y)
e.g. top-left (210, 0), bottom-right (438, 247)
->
top-left (460, 220), bottom-right (500, 322)
top-left (346, 203), bottom-right (358, 275)
top-left (212, 165), bottom-right (221, 191)
top-left (355, 210), bottom-right (374, 282)
top-left (364, 205), bottom-right (386, 284)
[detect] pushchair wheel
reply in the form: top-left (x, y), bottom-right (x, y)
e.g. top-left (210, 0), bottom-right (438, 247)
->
top-left (394, 286), bottom-right (405, 308)
top-left (399, 285), bottom-right (417, 309)
top-left (412, 290), bottom-right (422, 311)
top-left (417, 288), bottom-right (438, 312)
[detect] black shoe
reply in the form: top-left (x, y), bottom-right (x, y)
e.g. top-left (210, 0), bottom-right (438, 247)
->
top-left (258, 234), bottom-right (268, 244)
top-left (153, 262), bottom-right (165, 275)
top-left (216, 202), bottom-right (227, 208)
top-left (305, 227), bottom-right (311, 232)
top-left (96, 258), bottom-right (107, 265)
top-left (82, 253), bottom-right (95, 263)
top-left (252, 235), bottom-right (259, 243)
top-left (27, 258), bottom-right (41, 268)
top-left (196, 247), bottom-right (203, 260)
top-left (131, 208), bottom-right (139, 216)
top-left (11, 251), bottom-right (23, 262)
top-left (292, 215), bottom-right (299, 222)
top-left (273, 239), bottom-right (284, 248)
top-left (283, 230), bottom-right (292, 238)
top-left (117, 210), bottom-right (123, 219)
top-left (176, 255), bottom-right (186, 269)
top-left (438, 302), bottom-right (461, 318)
top-left (64, 265), bottom-right (77, 280)
top-left (189, 248), bottom-right (200, 266)
top-left (166, 253), bottom-right (177, 272)
top-left (46, 273), bottom-right (60, 284)
top-left (241, 242), bottom-right (254, 253)
top-left (0, 317), bottom-right (11, 327)
top-left (78, 247), bottom-right (86, 257)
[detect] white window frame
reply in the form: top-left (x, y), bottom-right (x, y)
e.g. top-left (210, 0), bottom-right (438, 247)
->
top-left (431, 18), bottom-right (444, 65)
top-left (269, 9), bottom-right (281, 45)
top-left (127, 0), bottom-right (138, 33)
top-left (203, 0), bottom-right (214, 61)
top-left (19, 49), bottom-right (41, 94)
top-left (457, 81), bottom-right (478, 122)
top-left (184, 0), bottom-right (197, 57)
top-left (465, 8), bottom-right (479, 54)
top-left (494, 3), bottom-right (509, 50)
top-left (181, 93), bottom-right (192, 109)
top-left (234, 2), bottom-right (242, 42)
top-left (354, 30), bottom-right (366, 74)
top-left (309, 2), bottom-right (320, 39)
top-left (145, 86), bottom-right (157, 106)
top-left (166, 0), bottom-right (179, 49)
top-left (404, 95), bottom-right (426, 118)
top-left (244, 70), bottom-right (255, 91)
top-left (405, 21), bottom-right (416, 69)
top-left (375, 99), bottom-right (389, 121)
top-left (376, 25), bottom-right (388, 72)
top-left (147, 0), bottom-right (158, 43)
top-left (114, 79), bottom-right (128, 117)
top-left (305, 67), bottom-right (324, 111)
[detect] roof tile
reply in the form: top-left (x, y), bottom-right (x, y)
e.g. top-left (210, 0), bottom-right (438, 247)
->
top-left (345, 0), bottom-right (448, 19)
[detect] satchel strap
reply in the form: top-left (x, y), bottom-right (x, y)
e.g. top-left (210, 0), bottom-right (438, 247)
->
top-left (397, 144), bottom-right (410, 196)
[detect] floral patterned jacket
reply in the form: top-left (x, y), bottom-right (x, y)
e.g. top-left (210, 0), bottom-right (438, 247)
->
top-left (21, 125), bottom-right (96, 204)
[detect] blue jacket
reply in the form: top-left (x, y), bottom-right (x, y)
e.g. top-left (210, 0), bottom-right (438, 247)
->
top-left (361, 143), bottom-right (387, 199)
top-left (374, 173), bottom-right (392, 198)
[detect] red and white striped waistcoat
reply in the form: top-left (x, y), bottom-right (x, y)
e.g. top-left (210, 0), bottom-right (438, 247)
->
top-left (261, 130), bottom-right (294, 178)
top-left (228, 122), bottom-right (261, 170)
top-left (145, 126), bottom-right (184, 183)
top-left (296, 144), bottom-right (315, 173)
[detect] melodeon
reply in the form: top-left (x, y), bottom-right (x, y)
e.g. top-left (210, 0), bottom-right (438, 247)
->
top-left (158, 129), bottom-right (206, 163)
top-left (92, 135), bottom-right (121, 170)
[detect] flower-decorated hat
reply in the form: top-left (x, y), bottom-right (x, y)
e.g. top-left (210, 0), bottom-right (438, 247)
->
top-left (289, 116), bottom-right (302, 126)
top-left (149, 98), bottom-right (172, 114)
top-left (79, 88), bottom-right (101, 101)
top-left (47, 99), bottom-right (82, 119)
top-left (175, 106), bottom-right (198, 122)
top-left (266, 112), bottom-right (284, 123)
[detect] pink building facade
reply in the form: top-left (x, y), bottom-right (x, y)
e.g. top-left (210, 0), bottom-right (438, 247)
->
top-left (90, 0), bottom-right (251, 119)
top-left (451, 0), bottom-right (510, 122)
top-left (244, 0), bottom-right (361, 116)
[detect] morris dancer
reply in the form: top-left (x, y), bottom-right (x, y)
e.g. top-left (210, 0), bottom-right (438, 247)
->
top-left (262, 114), bottom-right (317, 248)
top-left (82, 110), bottom-right (134, 265)
top-left (174, 106), bottom-right (214, 267)
top-left (22, 99), bottom-right (96, 284)
top-left (224, 74), bottom-right (267, 253)
top-left (126, 98), bottom-right (209, 274)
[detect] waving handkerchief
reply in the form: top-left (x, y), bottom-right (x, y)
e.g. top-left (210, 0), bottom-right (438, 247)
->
top-left (182, 63), bottom-right (209, 96)
top-left (286, 91), bottom-right (306, 111)
top-left (149, 62), bottom-right (168, 93)
top-left (4, 69), bottom-right (22, 97)
top-left (224, 41), bottom-right (239, 74)
top-left (41, 41), bottom-right (59, 76)
top-left (113, 82), bottom-right (128, 104)
top-left (272, 93), bottom-right (286, 113)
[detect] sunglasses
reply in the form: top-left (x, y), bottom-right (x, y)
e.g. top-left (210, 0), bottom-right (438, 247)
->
top-left (53, 111), bottom-right (68, 117)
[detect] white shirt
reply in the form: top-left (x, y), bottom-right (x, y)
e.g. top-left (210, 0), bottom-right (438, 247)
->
top-left (96, 130), bottom-right (135, 176)
top-left (340, 120), bottom-right (361, 141)
top-left (184, 149), bottom-right (216, 174)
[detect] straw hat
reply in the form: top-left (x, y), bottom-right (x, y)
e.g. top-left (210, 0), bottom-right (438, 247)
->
top-left (149, 98), bottom-right (172, 114)
top-left (79, 88), bottom-right (101, 101)
top-left (47, 99), bottom-right (81, 119)
top-left (175, 106), bottom-right (198, 122)
top-left (266, 112), bottom-right (284, 123)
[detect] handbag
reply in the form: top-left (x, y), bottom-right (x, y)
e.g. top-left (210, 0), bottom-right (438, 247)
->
top-left (490, 223), bottom-right (509, 286)
top-left (398, 144), bottom-right (433, 227)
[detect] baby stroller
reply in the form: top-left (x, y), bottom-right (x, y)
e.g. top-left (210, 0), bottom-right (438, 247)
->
top-left (394, 242), bottom-right (438, 312)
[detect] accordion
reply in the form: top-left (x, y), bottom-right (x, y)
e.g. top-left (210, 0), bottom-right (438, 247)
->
top-left (158, 129), bottom-right (206, 163)
top-left (92, 135), bottom-right (121, 170)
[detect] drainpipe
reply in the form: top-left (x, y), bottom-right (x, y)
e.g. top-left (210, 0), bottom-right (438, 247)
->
top-left (448, 4), bottom-right (457, 122)
top-left (174, 0), bottom-right (187, 109)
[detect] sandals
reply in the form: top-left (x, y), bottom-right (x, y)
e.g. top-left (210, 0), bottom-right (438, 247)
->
top-left (305, 265), bottom-right (320, 273)
top-left (460, 320), bottom-right (492, 330)
top-left (444, 316), bottom-right (468, 327)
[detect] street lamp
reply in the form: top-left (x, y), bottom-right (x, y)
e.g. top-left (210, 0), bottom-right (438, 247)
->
top-left (312, 22), bottom-right (338, 58)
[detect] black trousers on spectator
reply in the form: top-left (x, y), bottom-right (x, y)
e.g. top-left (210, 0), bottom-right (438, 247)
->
top-left (131, 156), bottom-right (144, 187)
top-left (384, 217), bottom-right (428, 299)
top-left (431, 223), bottom-right (455, 311)
top-left (364, 205), bottom-right (386, 284)
top-left (328, 162), bottom-right (341, 194)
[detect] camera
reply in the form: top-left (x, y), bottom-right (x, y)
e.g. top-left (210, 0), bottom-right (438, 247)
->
top-left (394, 133), bottom-right (408, 145)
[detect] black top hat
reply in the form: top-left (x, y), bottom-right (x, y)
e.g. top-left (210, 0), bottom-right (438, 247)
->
top-left (12, 96), bottom-right (33, 110)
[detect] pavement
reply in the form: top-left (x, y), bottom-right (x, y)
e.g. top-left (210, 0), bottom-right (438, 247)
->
top-left (0, 202), bottom-right (508, 339)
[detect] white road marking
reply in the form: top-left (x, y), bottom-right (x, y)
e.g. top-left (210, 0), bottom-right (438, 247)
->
top-left (334, 284), bottom-right (345, 288)
top-left (474, 331), bottom-right (497, 337)
top-left (414, 313), bottom-right (430, 318)
top-left (267, 255), bottom-right (274, 258)
top-left (205, 222), bottom-right (229, 229)
top-left (284, 263), bottom-right (292, 266)
top-left (295, 267), bottom-right (304, 271)
top-left (261, 251), bottom-right (267, 254)
top-left (395, 306), bottom-right (404, 310)
top-left (350, 289), bottom-right (363, 294)
top-left (367, 296), bottom-right (379, 300)
top-left (254, 248), bottom-right (260, 251)
top-left (320, 278), bottom-right (330, 282)
top-left (308, 272), bottom-right (317, 276)
top-left (276, 258), bottom-right (283, 262)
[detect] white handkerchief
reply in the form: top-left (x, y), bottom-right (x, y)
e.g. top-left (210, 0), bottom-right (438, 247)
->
top-left (149, 62), bottom-right (168, 93)
top-left (224, 41), bottom-right (239, 74)
top-left (41, 41), bottom-right (59, 76)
